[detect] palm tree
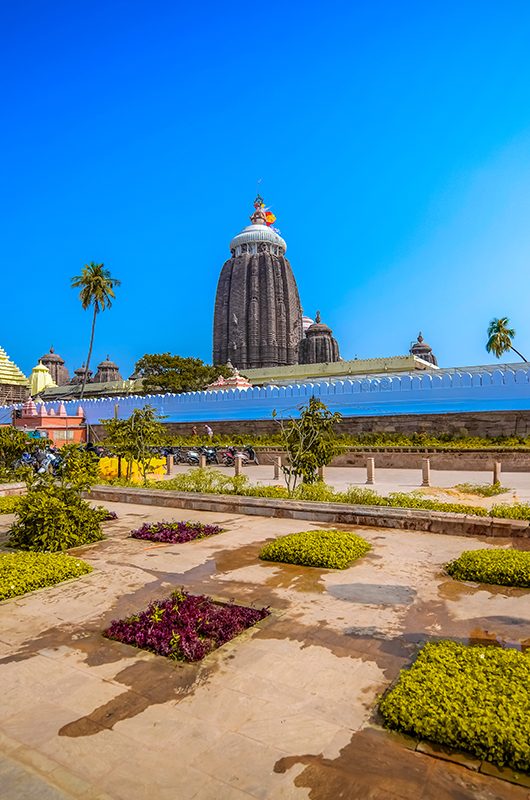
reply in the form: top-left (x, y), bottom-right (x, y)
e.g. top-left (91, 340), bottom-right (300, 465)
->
top-left (71, 262), bottom-right (121, 398)
top-left (486, 317), bottom-right (527, 362)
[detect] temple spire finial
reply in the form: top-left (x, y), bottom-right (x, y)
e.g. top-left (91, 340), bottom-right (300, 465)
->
top-left (315, 310), bottom-right (321, 324)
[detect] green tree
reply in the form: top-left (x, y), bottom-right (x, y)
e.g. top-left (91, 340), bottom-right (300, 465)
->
top-left (133, 353), bottom-right (231, 394)
top-left (486, 317), bottom-right (527, 362)
top-left (71, 262), bottom-right (121, 399)
top-left (273, 396), bottom-right (342, 495)
top-left (101, 405), bottom-right (167, 484)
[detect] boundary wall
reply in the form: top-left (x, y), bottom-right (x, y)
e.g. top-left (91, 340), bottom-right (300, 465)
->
top-left (3, 364), bottom-right (530, 427)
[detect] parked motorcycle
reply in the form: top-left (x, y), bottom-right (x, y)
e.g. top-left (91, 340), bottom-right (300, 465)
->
top-left (219, 446), bottom-right (249, 467)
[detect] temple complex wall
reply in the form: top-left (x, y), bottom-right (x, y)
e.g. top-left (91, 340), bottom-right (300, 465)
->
top-left (3, 364), bottom-right (530, 438)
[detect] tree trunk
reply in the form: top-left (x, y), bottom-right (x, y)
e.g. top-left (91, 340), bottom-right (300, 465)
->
top-left (80, 306), bottom-right (98, 399)
top-left (510, 345), bottom-right (528, 363)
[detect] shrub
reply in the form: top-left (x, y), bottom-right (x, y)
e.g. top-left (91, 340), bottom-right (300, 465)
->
top-left (454, 482), bottom-right (509, 497)
top-left (379, 640), bottom-right (530, 771)
top-left (0, 496), bottom-right (20, 514)
top-left (9, 488), bottom-right (104, 552)
top-left (130, 520), bottom-right (223, 544)
top-left (0, 551), bottom-right (92, 601)
top-left (490, 502), bottom-right (530, 520)
top-left (104, 589), bottom-right (269, 661)
top-left (446, 548), bottom-right (530, 587)
top-left (95, 507), bottom-right (118, 521)
top-left (259, 529), bottom-right (371, 569)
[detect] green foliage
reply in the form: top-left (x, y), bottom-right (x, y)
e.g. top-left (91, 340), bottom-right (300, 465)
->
top-left (0, 426), bottom-right (30, 471)
top-left (9, 488), bottom-right (104, 552)
top-left (133, 353), bottom-right (231, 394)
top-left (0, 496), bottom-right (20, 514)
top-left (260, 529), bottom-right (371, 569)
top-left (379, 640), bottom-right (530, 771)
top-left (486, 316), bottom-right (527, 362)
top-left (274, 396), bottom-right (342, 494)
top-left (490, 502), bottom-right (530, 520)
top-left (0, 551), bottom-right (92, 601)
top-left (446, 548), bottom-right (530, 587)
top-left (454, 482), bottom-right (509, 497)
top-left (101, 405), bottom-right (167, 483)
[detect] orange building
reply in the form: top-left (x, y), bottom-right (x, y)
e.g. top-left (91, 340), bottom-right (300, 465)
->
top-left (13, 399), bottom-right (86, 448)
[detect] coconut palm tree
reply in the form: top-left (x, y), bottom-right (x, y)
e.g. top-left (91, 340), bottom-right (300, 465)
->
top-left (71, 262), bottom-right (121, 398)
top-left (486, 317), bottom-right (527, 362)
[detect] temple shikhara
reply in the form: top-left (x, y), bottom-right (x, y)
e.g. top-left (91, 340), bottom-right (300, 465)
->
top-left (213, 196), bottom-right (341, 371)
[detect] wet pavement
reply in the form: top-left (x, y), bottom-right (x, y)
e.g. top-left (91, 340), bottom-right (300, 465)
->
top-left (0, 503), bottom-right (529, 799)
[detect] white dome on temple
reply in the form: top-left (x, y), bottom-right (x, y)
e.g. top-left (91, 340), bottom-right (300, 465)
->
top-left (230, 223), bottom-right (286, 254)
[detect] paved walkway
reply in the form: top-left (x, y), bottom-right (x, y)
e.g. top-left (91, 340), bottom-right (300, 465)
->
top-left (1, 504), bottom-right (530, 799)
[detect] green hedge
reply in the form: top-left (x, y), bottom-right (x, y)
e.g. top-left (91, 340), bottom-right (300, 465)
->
top-left (379, 640), bottom-right (530, 771)
top-left (454, 482), bottom-right (509, 497)
top-left (0, 551), bottom-right (92, 601)
top-left (0, 496), bottom-right (20, 514)
top-left (446, 548), bottom-right (530, 587)
top-left (259, 529), bottom-right (371, 569)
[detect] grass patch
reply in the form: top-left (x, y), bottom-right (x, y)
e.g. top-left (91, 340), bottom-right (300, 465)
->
top-left (103, 589), bottom-right (269, 661)
top-left (446, 548), bottom-right (530, 587)
top-left (0, 496), bottom-right (20, 514)
top-left (379, 640), bottom-right (530, 771)
top-left (454, 482), bottom-right (509, 497)
top-left (259, 529), bottom-right (371, 569)
top-left (130, 520), bottom-right (224, 544)
top-left (0, 551), bottom-right (92, 601)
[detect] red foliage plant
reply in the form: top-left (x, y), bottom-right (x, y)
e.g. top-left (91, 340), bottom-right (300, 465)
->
top-left (103, 590), bottom-right (269, 662)
top-left (130, 520), bottom-right (223, 544)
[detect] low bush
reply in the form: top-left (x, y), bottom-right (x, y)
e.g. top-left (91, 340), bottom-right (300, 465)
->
top-left (259, 529), bottom-right (371, 569)
top-left (130, 520), bottom-right (224, 544)
top-left (379, 640), bottom-right (530, 771)
top-left (454, 482), bottom-right (509, 497)
top-left (0, 496), bottom-right (20, 514)
top-left (9, 489), bottom-right (104, 552)
top-left (0, 551), bottom-right (92, 601)
top-left (446, 548), bottom-right (530, 587)
top-left (490, 502), bottom-right (530, 520)
top-left (95, 507), bottom-right (118, 521)
top-left (104, 589), bottom-right (269, 661)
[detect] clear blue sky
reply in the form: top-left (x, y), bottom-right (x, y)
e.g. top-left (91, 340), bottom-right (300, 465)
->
top-left (3, 0), bottom-right (530, 377)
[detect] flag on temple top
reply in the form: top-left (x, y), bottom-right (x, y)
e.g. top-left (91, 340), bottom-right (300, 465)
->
top-left (265, 210), bottom-right (276, 226)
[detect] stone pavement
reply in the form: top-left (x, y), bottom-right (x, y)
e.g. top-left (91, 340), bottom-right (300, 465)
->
top-left (0, 503), bottom-right (530, 799)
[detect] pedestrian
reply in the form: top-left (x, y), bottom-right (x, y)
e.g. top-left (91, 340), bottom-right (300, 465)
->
top-left (204, 424), bottom-right (213, 440)
top-left (191, 426), bottom-right (198, 437)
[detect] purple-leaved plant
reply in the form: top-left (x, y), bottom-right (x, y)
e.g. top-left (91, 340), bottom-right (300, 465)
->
top-left (130, 520), bottom-right (224, 544)
top-left (103, 590), bottom-right (269, 661)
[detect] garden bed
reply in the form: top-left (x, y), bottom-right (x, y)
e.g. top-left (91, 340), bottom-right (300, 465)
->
top-left (130, 520), bottom-right (224, 544)
top-left (446, 548), bottom-right (530, 587)
top-left (103, 590), bottom-right (269, 661)
top-left (259, 529), bottom-right (371, 569)
top-left (0, 496), bottom-right (20, 514)
top-left (379, 641), bottom-right (530, 772)
top-left (0, 551), bottom-right (92, 601)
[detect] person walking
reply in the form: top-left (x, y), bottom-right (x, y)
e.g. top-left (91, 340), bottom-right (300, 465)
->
top-left (191, 426), bottom-right (198, 436)
top-left (204, 424), bottom-right (213, 440)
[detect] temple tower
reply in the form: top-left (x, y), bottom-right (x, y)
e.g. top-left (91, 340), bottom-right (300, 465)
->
top-left (299, 311), bottom-right (340, 364)
top-left (213, 196), bottom-right (303, 369)
top-left (39, 347), bottom-right (70, 385)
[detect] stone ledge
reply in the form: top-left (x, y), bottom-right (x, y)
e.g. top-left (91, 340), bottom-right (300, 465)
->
top-left (0, 482), bottom-right (24, 497)
top-left (86, 486), bottom-right (530, 538)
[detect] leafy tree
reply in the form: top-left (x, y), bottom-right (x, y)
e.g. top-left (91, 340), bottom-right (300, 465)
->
top-left (486, 317), bottom-right (527, 362)
top-left (101, 405), bottom-right (167, 484)
top-left (133, 353), bottom-right (231, 394)
top-left (273, 396), bottom-right (342, 495)
top-left (71, 262), bottom-right (121, 399)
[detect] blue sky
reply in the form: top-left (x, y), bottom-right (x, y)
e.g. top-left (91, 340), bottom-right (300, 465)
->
top-left (3, 0), bottom-right (530, 377)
